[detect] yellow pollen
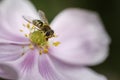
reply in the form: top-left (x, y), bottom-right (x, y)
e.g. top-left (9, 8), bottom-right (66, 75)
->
top-left (32, 26), bottom-right (35, 29)
top-left (27, 23), bottom-right (30, 29)
top-left (39, 50), bottom-right (42, 55)
top-left (22, 22), bottom-right (60, 55)
top-left (53, 41), bottom-right (61, 46)
top-left (29, 44), bottom-right (34, 49)
top-left (53, 34), bottom-right (58, 38)
top-left (19, 29), bottom-right (23, 32)
top-left (43, 48), bottom-right (48, 53)
top-left (39, 47), bottom-right (48, 55)
top-left (24, 34), bottom-right (29, 37)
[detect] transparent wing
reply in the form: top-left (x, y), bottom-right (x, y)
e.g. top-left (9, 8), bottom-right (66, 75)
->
top-left (38, 10), bottom-right (49, 24)
top-left (23, 16), bottom-right (41, 30)
top-left (23, 16), bottom-right (34, 23)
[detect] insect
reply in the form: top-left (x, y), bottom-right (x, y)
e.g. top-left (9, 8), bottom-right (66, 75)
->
top-left (23, 10), bottom-right (54, 40)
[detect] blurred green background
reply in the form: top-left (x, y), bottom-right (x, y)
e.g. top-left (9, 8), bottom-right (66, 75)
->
top-left (0, 0), bottom-right (120, 80)
top-left (30, 0), bottom-right (120, 80)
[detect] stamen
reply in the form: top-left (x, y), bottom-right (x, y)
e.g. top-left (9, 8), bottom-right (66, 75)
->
top-left (24, 34), bottom-right (29, 37)
top-left (29, 31), bottom-right (47, 47)
top-left (22, 22), bottom-right (60, 55)
top-left (43, 48), bottom-right (48, 53)
top-left (27, 23), bottom-right (30, 29)
top-left (53, 34), bottom-right (58, 38)
top-left (53, 41), bottom-right (61, 46)
top-left (39, 47), bottom-right (48, 55)
top-left (29, 44), bottom-right (34, 49)
top-left (39, 50), bottom-right (42, 55)
top-left (19, 29), bottom-right (23, 32)
top-left (31, 26), bottom-right (35, 29)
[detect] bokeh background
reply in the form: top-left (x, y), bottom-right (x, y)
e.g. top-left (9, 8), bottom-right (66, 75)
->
top-left (30, 0), bottom-right (120, 80)
top-left (0, 0), bottom-right (120, 80)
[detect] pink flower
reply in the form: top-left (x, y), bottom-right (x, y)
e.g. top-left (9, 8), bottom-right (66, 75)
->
top-left (0, 0), bottom-right (110, 80)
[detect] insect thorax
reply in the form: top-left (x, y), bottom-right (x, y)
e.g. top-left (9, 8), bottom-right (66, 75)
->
top-left (32, 20), bottom-right (54, 39)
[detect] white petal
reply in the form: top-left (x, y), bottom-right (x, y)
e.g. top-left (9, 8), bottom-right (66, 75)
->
top-left (0, 63), bottom-right (19, 80)
top-left (49, 56), bottom-right (107, 80)
top-left (49, 8), bottom-right (111, 66)
top-left (0, 49), bottom-right (44, 80)
top-left (0, 43), bottom-right (25, 62)
top-left (39, 54), bottom-right (67, 80)
top-left (0, 12), bottom-right (30, 43)
top-left (0, 0), bottom-right (38, 40)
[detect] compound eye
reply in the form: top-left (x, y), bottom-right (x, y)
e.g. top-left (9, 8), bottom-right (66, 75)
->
top-left (46, 30), bottom-right (54, 37)
top-left (46, 31), bottom-right (51, 36)
top-left (50, 30), bottom-right (54, 35)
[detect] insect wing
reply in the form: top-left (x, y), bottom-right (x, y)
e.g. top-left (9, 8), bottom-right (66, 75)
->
top-left (38, 10), bottom-right (49, 25)
top-left (23, 16), bottom-right (34, 23)
top-left (23, 16), bottom-right (41, 30)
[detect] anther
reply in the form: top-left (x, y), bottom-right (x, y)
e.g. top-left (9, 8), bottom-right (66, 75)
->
top-left (43, 48), bottom-right (48, 53)
top-left (39, 50), bottom-right (42, 55)
top-left (29, 44), bottom-right (34, 49)
top-left (24, 34), bottom-right (29, 37)
top-left (19, 29), bottom-right (23, 32)
top-left (53, 41), bottom-right (61, 46)
top-left (27, 23), bottom-right (30, 29)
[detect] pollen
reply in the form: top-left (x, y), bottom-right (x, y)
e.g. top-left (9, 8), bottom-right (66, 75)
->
top-left (29, 44), bottom-right (34, 49)
top-left (19, 29), bottom-right (23, 32)
top-left (24, 34), bottom-right (29, 37)
top-left (53, 41), bottom-right (61, 46)
top-left (53, 34), bottom-right (58, 38)
top-left (22, 22), bottom-right (60, 55)
top-left (29, 31), bottom-right (48, 46)
top-left (39, 47), bottom-right (48, 55)
top-left (31, 26), bottom-right (35, 29)
top-left (39, 50), bottom-right (42, 55)
top-left (27, 23), bottom-right (30, 29)
top-left (43, 47), bottom-right (48, 53)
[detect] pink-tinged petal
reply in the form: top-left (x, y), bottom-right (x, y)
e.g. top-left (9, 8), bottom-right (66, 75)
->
top-left (0, 63), bottom-right (19, 80)
top-left (0, 49), bottom-right (44, 80)
top-left (0, 0), bottom-right (38, 42)
top-left (39, 54), bottom-right (68, 80)
top-left (0, 38), bottom-right (30, 45)
top-left (49, 56), bottom-right (107, 80)
top-left (0, 13), bottom-right (30, 44)
top-left (0, 43), bottom-right (26, 62)
top-left (49, 8), bottom-right (111, 66)
top-left (62, 67), bottom-right (107, 80)
top-left (18, 49), bottom-right (44, 80)
top-left (20, 49), bottom-right (36, 72)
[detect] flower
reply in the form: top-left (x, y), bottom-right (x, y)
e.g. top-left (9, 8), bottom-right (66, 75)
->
top-left (0, 0), bottom-right (110, 80)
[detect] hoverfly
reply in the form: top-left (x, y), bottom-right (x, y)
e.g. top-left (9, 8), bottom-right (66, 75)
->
top-left (23, 10), bottom-right (54, 40)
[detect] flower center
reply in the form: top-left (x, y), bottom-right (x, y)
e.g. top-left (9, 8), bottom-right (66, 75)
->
top-left (29, 30), bottom-right (48, 47)
top-left (20, 23), bottom-right (60, 55)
